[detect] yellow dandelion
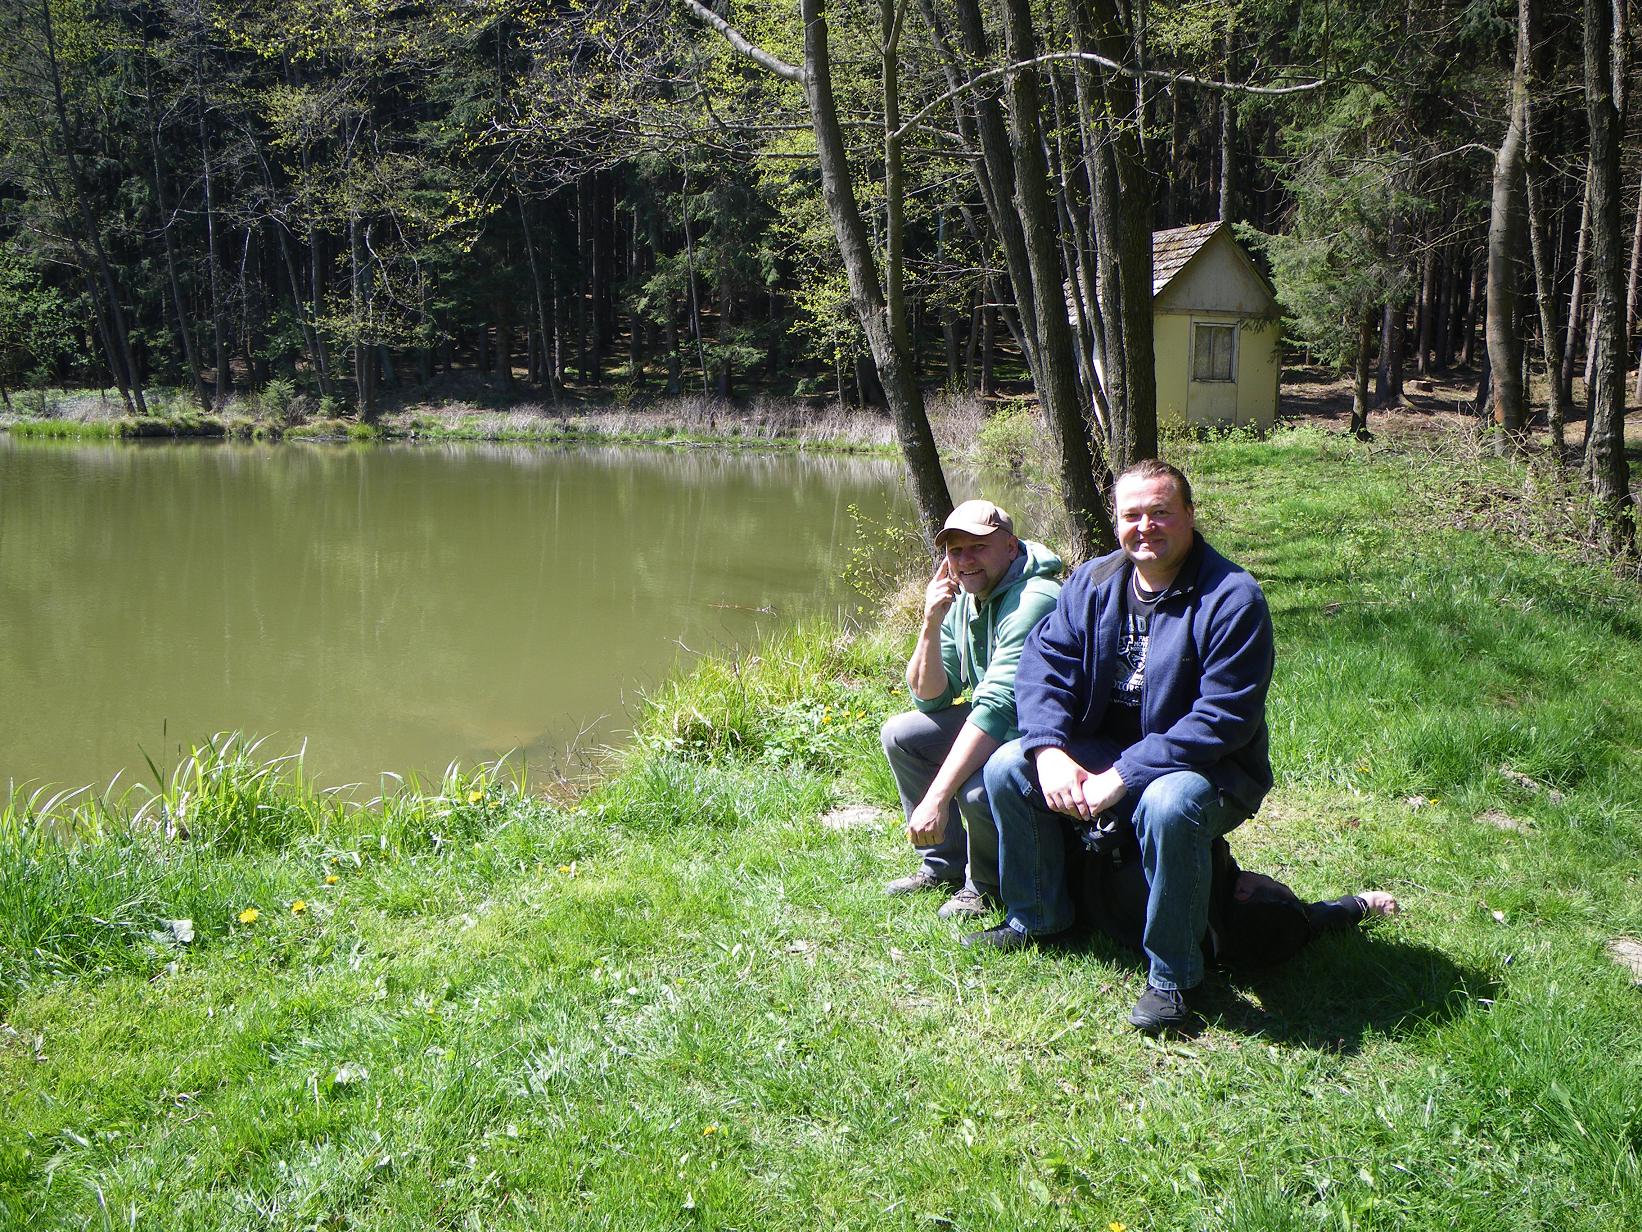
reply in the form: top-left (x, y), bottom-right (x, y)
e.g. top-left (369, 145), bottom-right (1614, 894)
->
top-left (237, 907), bottom-right (260, 925)
top-left (325, 874), bottom-right (339, 885)
top-left (291, 900), bottom-right (307, 915)
top-left (821, 714), bottom-right (830, 724)
top-left (467, 789), bottom-right (483, 804)
top-left (1109, 1223), bottom-right (1127, 1232)
top-left (702, 1124), bottom-right (719, 1136)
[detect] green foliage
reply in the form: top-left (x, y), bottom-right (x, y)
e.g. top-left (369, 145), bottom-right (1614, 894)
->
top-left (973, 401), bottom-right (1039, 476)
top-left (255, 377), bottom-right (300, 424)
top-left (0, 248), bottom-right (81, 399)
top-left (841, 501), bottom-right (925, 598)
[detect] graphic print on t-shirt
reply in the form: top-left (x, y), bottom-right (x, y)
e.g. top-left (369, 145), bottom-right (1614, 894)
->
top-left (1114, 608), bottom-right (1148, 709)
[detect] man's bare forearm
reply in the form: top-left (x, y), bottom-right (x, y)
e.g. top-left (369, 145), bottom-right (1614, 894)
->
top-left (906, 613), bottom-right (949, 700)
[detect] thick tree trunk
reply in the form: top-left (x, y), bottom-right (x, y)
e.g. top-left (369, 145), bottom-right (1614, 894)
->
top-left (798, 0), bottom-right (952, 542)
top-left (1582, 0), bottom-right (1636, 553)
top-left (494, 306), bottom-right (514, 390)
top-left (1071, 0), bottom-right (1159, 498)
top-left (1486, 15), bottom-right (1529, 452)
top-left (1350, 308), bottom-right (1375, 438)
top-left (997, 0), bottom-right (1106, 559)
top-left (1376, 301), bottom-right (1406, 406)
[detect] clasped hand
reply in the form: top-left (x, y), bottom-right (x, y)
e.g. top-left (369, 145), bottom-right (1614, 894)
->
top-left (1034, 748), bottom-right (1126, 820)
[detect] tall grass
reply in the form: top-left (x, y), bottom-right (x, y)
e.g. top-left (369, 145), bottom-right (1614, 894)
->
top-left (0, 735), bottom-right (551, 1007)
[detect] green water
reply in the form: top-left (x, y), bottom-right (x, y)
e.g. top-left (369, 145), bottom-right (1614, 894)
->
top-left (0, 437), bottom-right (914, 792)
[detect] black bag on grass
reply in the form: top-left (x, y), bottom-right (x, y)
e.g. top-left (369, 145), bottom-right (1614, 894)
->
top-left (1067, 820), bottom-right (1316, 969)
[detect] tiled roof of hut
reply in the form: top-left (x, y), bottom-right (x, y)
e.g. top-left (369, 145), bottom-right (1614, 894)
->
top-left (1151, 221), bottom-right (1224, 297)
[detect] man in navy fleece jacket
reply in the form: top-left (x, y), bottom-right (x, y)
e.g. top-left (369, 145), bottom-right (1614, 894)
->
top-left (968, 460), bottom-right (1275, 1036)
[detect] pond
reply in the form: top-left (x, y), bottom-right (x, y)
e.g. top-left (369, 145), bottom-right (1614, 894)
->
top-left (0, 437), bottom-right (919, 794)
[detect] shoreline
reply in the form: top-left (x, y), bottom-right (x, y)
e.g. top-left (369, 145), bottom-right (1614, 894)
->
top-left (0, 389), bottom-right (915, 456)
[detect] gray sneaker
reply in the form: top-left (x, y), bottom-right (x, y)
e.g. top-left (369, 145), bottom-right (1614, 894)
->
top-left (884, 867), bottom-right (951, 896)
top-left (936, 887), bottom-right (992, 919)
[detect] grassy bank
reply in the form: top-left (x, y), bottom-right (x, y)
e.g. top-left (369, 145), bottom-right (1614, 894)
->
top-left (0, 386), bottom-right (913, 454)
top-left (3, 428), bottom-right (1640, 1230)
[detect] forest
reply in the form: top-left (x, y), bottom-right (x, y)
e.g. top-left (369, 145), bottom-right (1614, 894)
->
top-left (0, 0), bottom-right (1635, 553)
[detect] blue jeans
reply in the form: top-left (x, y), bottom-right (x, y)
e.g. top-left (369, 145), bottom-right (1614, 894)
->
top-left (881, 705), bottom-right (998, 897)
top-left (983, 739), bottom-right (1248, 990)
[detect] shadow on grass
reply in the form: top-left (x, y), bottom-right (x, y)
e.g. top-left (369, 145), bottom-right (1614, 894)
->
top-left (1221, 932), bottom-right (1494, 1052)
top-left (1068, 928), bottom-right (1491, 1054)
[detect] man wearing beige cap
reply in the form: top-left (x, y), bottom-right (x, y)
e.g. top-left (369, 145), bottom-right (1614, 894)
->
top-left (881, 500), bottom-right (1063, 917)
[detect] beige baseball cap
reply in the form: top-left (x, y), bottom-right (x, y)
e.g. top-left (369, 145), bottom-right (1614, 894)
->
top-left (934, 499), bottom-right (1015, 547)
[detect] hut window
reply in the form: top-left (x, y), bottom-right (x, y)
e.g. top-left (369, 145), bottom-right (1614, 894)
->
top-left (1192, 323), bottom-right (1236, 382)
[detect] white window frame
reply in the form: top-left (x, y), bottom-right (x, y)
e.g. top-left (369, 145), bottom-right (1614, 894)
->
top-left (1190, 320), bottom-right (1238, 384)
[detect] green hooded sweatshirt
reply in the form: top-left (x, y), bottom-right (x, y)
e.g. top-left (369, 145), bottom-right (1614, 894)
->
top-left (912, 538), bottom-right (1063, 743)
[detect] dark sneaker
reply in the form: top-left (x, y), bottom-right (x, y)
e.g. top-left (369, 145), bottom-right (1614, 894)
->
top-left (884, 868), bottom-right (952, 897)
top-left (961, 923), bottom-right (1071, 951)
top-left (1127, 984), bottom-right (1202, 1036)
top-left (936, 887), bottom-right (992, 920)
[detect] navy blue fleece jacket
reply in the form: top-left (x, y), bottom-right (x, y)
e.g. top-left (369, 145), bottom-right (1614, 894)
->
top-left (1014, 533), bottom-right (1275, 813)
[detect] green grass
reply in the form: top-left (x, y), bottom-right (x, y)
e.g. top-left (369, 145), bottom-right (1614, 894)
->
top-left (2, 428), bottom-right (1640, 1230)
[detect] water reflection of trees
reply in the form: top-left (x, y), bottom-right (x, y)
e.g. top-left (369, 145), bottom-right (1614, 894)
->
top-left (1, 441), bottom-right (911, 788)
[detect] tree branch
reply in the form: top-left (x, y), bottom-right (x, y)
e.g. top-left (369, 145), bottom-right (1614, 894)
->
top-left (892, 50), bottom-right (1326, 143)
top-left (677, 0), bottom-right (804, 83)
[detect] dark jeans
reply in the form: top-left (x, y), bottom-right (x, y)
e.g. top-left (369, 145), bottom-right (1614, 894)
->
top-left (984, 739), bottom-right (1248, 990)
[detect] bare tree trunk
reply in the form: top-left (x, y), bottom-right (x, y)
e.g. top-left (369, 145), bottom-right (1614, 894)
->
top-left (1562, 164), bottom-right (1592, 400)
top-left (518, 191), bottom-right (556, 400)
top-left (494, 303), bottom-right (514, 390)
top-left (1350, 308), bottom-right (1374, 438)
top-left (1218, 27), bottom-right (1236, 223)
top-left (1460, 259), bottom-right (1484, 367)
top-left (1487, 5), bottom-right (1529, 452)
top-left (1376, 301), bottom-right (1407, 406)
top-left (1415, 247), bottom-right (1435, 376)
top-left (139, 30), bottom-right (209, 411)
top-left (1433, 248), bottom-right (1454, 370)
top-left (192, 22), bottom-right (231, 405)
top-left (982, 303), bottom-right (997, 395)
top-left (1583, 0), bottom-right (1636, 553)
top-left (941, 0), bottom-right (1043, 390)
top-left (1523, 0), bottom-right (1569, 456)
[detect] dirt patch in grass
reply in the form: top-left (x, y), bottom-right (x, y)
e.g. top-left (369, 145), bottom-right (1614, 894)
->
top-left (1607, 937), bottom-right (1642, 983)
top-left (819, 804), bottom-right (888, 832)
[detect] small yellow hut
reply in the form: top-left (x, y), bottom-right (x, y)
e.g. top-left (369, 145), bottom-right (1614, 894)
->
top-left (1150, 222), bottom-right (1281, 430)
